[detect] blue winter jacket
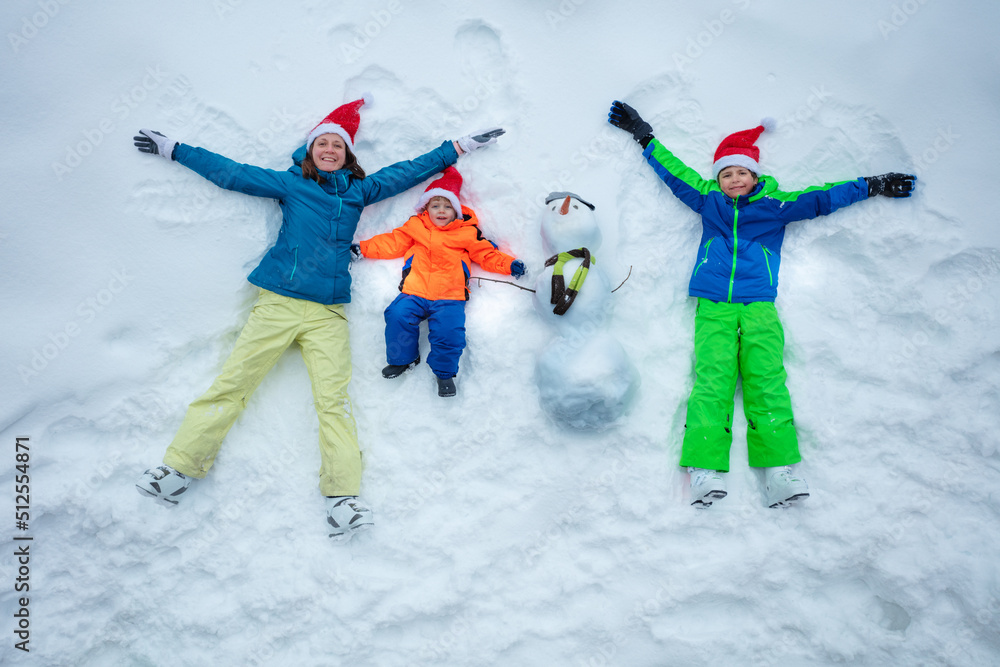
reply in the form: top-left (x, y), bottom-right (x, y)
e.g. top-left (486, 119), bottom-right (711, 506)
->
top-left (643, 139), bottom-right (869, 303)
top-left (174, 140), bottom-right (459, 304)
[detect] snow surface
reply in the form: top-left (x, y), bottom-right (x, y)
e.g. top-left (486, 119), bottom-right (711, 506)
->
top-left (3, 1), bottom-right (1000, 665)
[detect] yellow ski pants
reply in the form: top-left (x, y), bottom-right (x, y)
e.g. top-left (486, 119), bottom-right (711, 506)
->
top-left (163, 289), bottom-right (362, 496)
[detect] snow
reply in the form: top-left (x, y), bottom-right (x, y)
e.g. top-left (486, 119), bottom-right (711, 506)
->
top-left (2, 1), bottom-right (1000, 665)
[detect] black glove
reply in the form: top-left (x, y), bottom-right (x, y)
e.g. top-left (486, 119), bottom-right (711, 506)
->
top-left (133, 129), bottom-right (177, 161)
top-left (608, 101), bottom-right (653, 148)
top-left (350, 243), bottom-right (361, 260)
top-left (864, 173), bottom-right (916, 198)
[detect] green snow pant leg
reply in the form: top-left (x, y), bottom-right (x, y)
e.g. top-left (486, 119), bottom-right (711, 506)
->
top-left (680, 299), bottom-right (740, 472)
top-left (298, 303), bottom-right (363, 497)
top-left (163, 290), bottom-right (296, 478)
top-left (739, 302), bottom-right (800, 468)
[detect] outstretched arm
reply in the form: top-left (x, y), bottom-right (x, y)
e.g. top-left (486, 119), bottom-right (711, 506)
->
top-left (608, 101), bottom-right (713, 213)
top-left (772, 173), bottom-right (916, 223)
top-left (771, 179), bottom-right (870, 222)
top-left (469, 238), bottom-right (517, 276)
top-left (133, 129), bottom-right (291, 200)
top-left (360, 141), bottom-right (459, 206)
top-left (362, 128), bottom-right (506, 205)
top-left (358, 225), bottom-right (416, 260)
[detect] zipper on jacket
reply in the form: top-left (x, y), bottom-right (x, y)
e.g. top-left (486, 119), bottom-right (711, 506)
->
top-left (289, 246), bottom-right (299, 281)
top-left (692, 237), bottom-right (715, 277)
top-left (761, 245), bottom-right (774, 286)
top-left (336, 174), bottom-right (344, 219)
top-left (727, 201), bottom-right (739, 303)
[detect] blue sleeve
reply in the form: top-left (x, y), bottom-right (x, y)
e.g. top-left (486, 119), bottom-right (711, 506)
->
top-left (174, 144), bottom-right (291, 199)
top-left (772, 178), bottom-right (870, 223)
top-left (643, 139), bottom-right (716, 214)
top-left (360, 141), bottom-right (460, 206)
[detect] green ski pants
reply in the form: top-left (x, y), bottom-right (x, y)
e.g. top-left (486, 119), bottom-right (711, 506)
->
top-left (680, 298), bottom-right (800, 472)
top-left (163, 289), bottom-right (363, 496)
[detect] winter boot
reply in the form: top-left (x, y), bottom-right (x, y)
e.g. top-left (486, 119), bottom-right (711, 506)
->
top-left (136, 465), bottom-right (192, 507)
top-left (326, 496), bottom-right (374, 541)
top-left (437, 376), bottom-right (457, 398)
top-left (764, 466), bottom-right (810, 508)
top-left (689, 467), bottom-right (727, 508)
top-left (382, 356), bottom-right (420, 379)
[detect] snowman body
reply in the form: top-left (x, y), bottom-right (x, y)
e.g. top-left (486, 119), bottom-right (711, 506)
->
top-left (532, 258), bottom-right (612, 335)
top-left (533, 194), bottom-right (639, 430)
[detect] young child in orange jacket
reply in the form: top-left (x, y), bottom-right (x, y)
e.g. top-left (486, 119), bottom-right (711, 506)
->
top-left (354, 167), bottom-right (525, 397)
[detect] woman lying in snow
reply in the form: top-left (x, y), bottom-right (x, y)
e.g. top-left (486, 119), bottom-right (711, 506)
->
top-left (133, 96), bottom-right (503, 540)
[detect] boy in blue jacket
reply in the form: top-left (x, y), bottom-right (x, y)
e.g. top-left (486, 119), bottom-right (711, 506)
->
top-left (609, 100), bottom-right (915, 508)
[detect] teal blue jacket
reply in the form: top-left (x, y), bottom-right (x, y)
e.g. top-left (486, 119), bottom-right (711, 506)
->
top-left (643, 139), bottom-right (868, 303)
top-left (174, 141), bottom-right (458, 304)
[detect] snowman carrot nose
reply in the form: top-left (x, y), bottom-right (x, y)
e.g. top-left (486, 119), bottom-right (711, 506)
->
top-left (560, 196), bottom-right (571, 215)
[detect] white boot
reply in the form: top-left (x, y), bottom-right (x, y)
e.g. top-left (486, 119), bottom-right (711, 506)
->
top-left (136, 465), bottom-right (192, 507)
top-left (689, 467), bottom-right (727, 508)
top-left (764, 466), bottom-right (810, 508)
top-left (326, 496), bottom-right (374, 541)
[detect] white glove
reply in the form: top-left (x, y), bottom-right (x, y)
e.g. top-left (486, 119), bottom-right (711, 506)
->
top-left (133, 129), bottom-right (177, 161)
top-left (457, 127), bottom-right (504, 154)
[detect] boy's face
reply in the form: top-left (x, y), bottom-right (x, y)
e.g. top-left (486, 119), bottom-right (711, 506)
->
top-left (426, 196), bottom-right (458, 226)
top-left (718, 166), bottom-right (759, 198)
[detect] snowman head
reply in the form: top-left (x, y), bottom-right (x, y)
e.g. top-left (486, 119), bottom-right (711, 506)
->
top-left (540, 192), bottom-right (603, 256)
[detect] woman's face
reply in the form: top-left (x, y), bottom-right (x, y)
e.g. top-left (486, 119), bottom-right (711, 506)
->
top-left (310, 133), bottom-right (348, 172)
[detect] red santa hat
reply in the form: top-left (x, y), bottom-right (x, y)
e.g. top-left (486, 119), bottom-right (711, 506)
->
top-left (712, 118), bottom-right (776, 178)
top-left (415, 166), bottom-right (463, 214)
top-left (306, 94), bottom-right (372, 151)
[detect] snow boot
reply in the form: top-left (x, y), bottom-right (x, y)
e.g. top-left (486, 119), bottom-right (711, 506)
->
top-left (764, 466), bottom-right (810, 508)
top-left (326, 496), bottom-right (374, 541)
top-left (689, 467), bottom-right (727, 508)
top-left (382, 356), bottom-right (420, 379)
top-left (437, 376), bottom-right (456, 398)
top-left (136, 465), bottom-right (192, 507)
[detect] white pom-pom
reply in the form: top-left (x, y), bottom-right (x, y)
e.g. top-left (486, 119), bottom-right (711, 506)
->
top-left (361, 91), bottom-right (374, 108)
top-left (760, 117), bottom-right (776, 132)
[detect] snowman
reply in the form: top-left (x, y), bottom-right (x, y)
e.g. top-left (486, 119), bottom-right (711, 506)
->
top-left (532, 192), bottom-right (640, 430)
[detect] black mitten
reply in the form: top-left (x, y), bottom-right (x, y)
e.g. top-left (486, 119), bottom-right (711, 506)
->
top-left (608, 101), bottom-right (654, 148)
top-left (864, 173), bottom-right (917, 198)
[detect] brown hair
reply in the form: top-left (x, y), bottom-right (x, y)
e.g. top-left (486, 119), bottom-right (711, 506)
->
top-left (301, 144), bottom-right (366, 183)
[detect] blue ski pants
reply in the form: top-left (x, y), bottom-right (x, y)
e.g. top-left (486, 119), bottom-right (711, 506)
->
top-left (384, 293), bottom-right (466, 379)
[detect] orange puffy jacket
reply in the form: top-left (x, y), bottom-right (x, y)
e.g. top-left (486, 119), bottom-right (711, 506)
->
top-left (359, 206), bottom-right (516, 301)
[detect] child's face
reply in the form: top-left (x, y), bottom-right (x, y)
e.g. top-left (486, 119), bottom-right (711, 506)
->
top-left (310, 133), bottom-right (347, 172)
top-left (426, 197), bottom-right (458, 226)
top-left (718, 166), bottom-right (759, 198)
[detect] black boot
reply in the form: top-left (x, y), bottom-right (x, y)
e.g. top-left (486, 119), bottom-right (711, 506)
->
top-left (436, 376), bottom-right (456, 397)
top-left (382, 356), bottom-right (420, 379)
